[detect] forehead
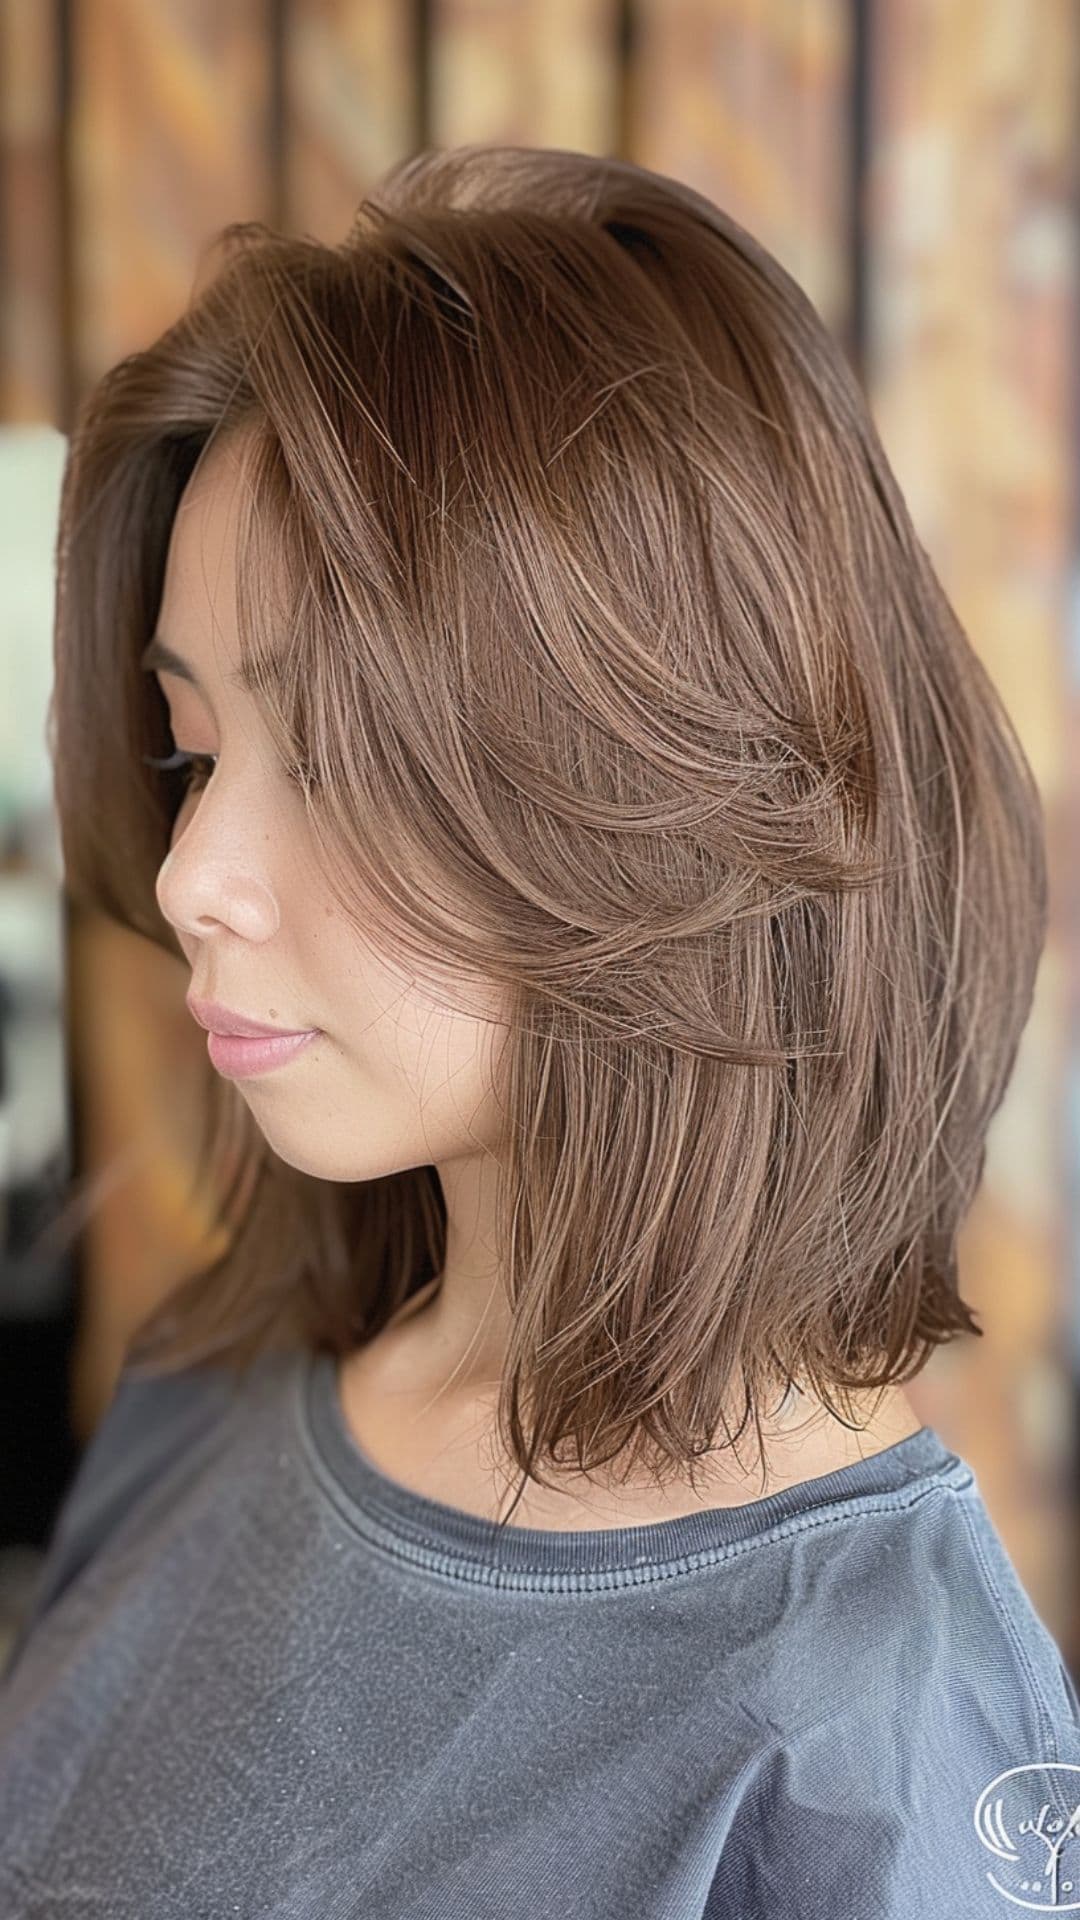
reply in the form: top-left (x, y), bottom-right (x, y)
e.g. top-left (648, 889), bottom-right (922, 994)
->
top-left (164, 433), bottom-right (248, 600)
top-left (150, 431), bottom-right (284, 695)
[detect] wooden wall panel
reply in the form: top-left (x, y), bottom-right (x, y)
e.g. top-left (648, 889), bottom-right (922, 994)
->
top-left (258, 0), bottom-right (622, 250)
top-left (282, 0), bottom-right (415, 244)
top-left (866, 0), bottom-right (1077, 1659)
top-left (634, 0), bottom-right (854, 337)
top-left (429, 0), bottom-right (619, 153)
top-left (69, 0), bottom-right (271, 384)
top-left (0, 0), bottom-right (65, 423)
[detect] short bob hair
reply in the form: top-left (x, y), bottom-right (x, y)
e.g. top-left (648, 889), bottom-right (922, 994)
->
top-left (49, 142), bottom-right (1046, 1513)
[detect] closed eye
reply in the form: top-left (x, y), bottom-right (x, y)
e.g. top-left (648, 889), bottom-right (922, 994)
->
top-left (142, 749), bottom-right (316, 796)
top-left (143, 748), bottom-right (216, 798)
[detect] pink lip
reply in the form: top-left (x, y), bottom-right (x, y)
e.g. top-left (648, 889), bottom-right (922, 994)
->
top-left (205, 1029), bottom-right (319, 1079)
top-left (186, 995), bottom-right (316, 1040)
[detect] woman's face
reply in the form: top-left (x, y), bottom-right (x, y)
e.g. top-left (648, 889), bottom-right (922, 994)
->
top-left (149, 430), bottom-right (509, 1187)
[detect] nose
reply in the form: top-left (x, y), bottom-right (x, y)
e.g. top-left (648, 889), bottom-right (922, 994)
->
top-left (155, 839), bottom-right (281, 941)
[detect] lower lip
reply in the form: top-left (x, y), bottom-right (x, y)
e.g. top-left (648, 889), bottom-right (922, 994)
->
top-left (206, 1029), bottom-right (320, 1078)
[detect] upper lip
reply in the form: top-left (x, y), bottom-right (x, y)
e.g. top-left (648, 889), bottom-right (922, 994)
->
top-left (185, 995), bottom-right (316, 1039)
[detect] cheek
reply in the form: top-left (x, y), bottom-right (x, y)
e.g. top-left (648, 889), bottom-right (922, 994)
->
top-left (171, 792), bottom-right (199, 844)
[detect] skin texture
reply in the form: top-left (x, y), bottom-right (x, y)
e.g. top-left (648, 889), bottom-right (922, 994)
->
top-left (151, 427), bottom-right (925, 1530)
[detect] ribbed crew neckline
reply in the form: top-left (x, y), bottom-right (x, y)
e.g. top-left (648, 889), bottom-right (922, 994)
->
top-left (296, 1345), bottom-right (968, 1590)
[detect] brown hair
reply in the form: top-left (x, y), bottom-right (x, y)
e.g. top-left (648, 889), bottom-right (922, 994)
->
top-left (48, 142), bottom-right (1046, 1514)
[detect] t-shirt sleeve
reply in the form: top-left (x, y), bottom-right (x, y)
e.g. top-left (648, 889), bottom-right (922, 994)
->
top-left (1, 1358), bottom-right (239, 1687)
top-left (704, 1670), bottom-right (1080, 1919)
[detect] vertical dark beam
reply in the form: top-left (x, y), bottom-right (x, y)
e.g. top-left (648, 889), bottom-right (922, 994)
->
top-left (845, 0), bottom-right (872, 384)
top-left (613, 0), bottom-right (637, 162)
top-left (412, 0), bottom-right (433, 155)
top-left (267, 0), bottom-right (288, 230)
top-left (54, 0), bottom-right (75, 431)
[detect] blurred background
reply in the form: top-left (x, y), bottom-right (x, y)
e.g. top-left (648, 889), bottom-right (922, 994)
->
top-left (0, 0), bottom-right (1077, 1673)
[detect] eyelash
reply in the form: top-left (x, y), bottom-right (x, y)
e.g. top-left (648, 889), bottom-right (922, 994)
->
top-left (142, 748), bottom-right (216, 799)
top-left (142, 749), bottom-right (316, 799)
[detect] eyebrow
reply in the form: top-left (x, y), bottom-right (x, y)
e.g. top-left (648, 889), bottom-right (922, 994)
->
top-left (139, 633), bottom-right (275, 695)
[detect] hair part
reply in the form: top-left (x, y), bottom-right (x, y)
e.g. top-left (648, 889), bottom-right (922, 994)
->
top-left (47, 143), bottom-right (1047, 1524)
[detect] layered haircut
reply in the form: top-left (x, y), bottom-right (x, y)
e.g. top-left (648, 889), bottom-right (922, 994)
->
top-left (48, 143), bottom-right (1046, 1510)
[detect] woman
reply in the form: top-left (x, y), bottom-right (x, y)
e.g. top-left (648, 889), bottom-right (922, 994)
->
top-left (2, 142), bottom-right (1077, 1917)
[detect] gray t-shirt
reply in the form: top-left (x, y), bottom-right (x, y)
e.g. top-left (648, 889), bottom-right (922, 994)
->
top-left (2, 1346), bottom-right (1079, 1918)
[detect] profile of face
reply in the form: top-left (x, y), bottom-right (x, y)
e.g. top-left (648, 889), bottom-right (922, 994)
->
top-left (150, 430), bottom-right (510, 1200)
